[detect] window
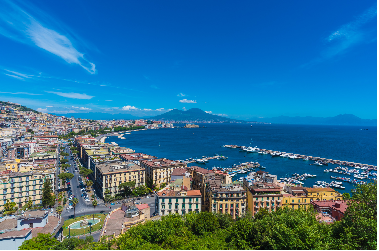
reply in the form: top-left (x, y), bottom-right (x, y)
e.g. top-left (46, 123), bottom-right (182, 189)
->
top-left (169, 198), bottom-right (171, 203)
top-left (285, 200), bottom-right (287, 203)
top-left (292, 200), bottom-right (294, 203)
top-left (176, 198), bottom-right (178, 203)
top-left (304, 199), bottom-right (306, 203)
top-left (189, 204), bottom-right (192, 209)
top-left (298, 199), bottom-right (300, 203)
top-left (183, 198), bottom-right (185, 203)
top-left (196, 198), bottom-right (198, 202)
top-left (161, 198), bottom-right (165, 202)
top-left (256, 197), bottom-right (258, 201)
top-left (196, 204), bottom-right (198, 209)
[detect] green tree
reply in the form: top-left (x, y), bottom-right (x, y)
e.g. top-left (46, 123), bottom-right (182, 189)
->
top-left (331, 183), bottom-right (377, 250)
top-left (4, 199), bottom-right (17, 215)
top-left (56, 205), bottom-right (63, 216)
top-left (58, 173), bottom-right (74, 190)
top-left (79, 167), bottom-right (93, 178)
top-left (60, 159), bottom-right (68, 164)
top-left (60, 163), bottom-right (70, 169)
top-left (92, 200), bottom-right (98, 220)
top-left (86, 180), bottom-right (93, 190)
top-left (61, 152), bottom-right (69, 157)
top-left (18, 233), bottom-right (59, 250)
top-left (21, 197), bottom-right (33, 211)
top-left (42, 180), bottom-right (55, 208)
top-left (342, 192), bottom-right (351, 200)
top-left (119, 181), bottom-right (136, 196)
top-left (132, 185), bottom-right (150, 197)
top-left (72, 197), bottom-right (79, 218)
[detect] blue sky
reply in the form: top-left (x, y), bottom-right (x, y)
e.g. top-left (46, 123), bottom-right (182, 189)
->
top-left (0, 0), bottom-right (376, 120)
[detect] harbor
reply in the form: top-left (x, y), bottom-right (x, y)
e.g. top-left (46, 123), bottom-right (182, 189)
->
top-left (222, 144), bottom-right (377, 171)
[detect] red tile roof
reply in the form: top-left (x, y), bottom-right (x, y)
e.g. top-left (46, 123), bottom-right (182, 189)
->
top-left (187, 190), bottom-right (201, 196)
top-left (136, 204), bottom-right (149, 210)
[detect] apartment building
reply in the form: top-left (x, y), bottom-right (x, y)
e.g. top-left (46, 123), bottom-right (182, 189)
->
top-left (244, 182), bottom-right (283, 215)
top-left (204, 176), bottom-right (246, 219)
top-left (141, 158), bottom-right (186, 187)
top-left (156, 189), bottom-right (202, 216)
top-left (304, 187), bottom-right (342, 201)
top-left (0, 171), bottom-right (55, 211)
top-left (120, 153), bottom-right (157, 166)
top-left (95, 161), bottom-right (145, 198)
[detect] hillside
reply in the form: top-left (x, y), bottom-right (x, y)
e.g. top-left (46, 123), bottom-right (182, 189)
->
top-left (150, 108), bottom-right (242, 123)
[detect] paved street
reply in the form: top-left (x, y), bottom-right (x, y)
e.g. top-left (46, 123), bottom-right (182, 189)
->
top-left (58, 143), bottom-right (156, 221)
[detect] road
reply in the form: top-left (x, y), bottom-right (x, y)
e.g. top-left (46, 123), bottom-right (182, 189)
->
top-left (58, 142), bottom-right (156, 221)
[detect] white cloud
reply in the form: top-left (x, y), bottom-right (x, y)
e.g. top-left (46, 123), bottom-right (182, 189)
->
top-left (179, 99), bottom-right (197, 103)
top-left (46, 105), bottom-right (53, 107)
top-left (182, 107), bottom-right (186, 111)
top-left (205, 111), bottom-right (212, 114)
top-left (0, 1), bottom-right (96, 74)
top-left (112, 107), bottom-right (119, 110)
top-left (177, 93), bottom-right (186, 97)
top-left (156, 108), bottom-right (164, 111)
top-left (122, 105), bottom-right (138, 111)
top-left (4, 69), bottom-right (33, 80)
top-left (0, 91), bottom-right (41, 96)
top-left (79, 107), bottom-right (91, 110)
top-left (303, 5), bottom-right (376, 68)
top-left (72, 106), bottom-right (79, 109)
top-left (37, 108), bottom-right (48, 113)
top-left (46, 91), bottom-right (94, 99)
top-left (168, 109), bottom-right (173, 111)
top-left (143, 108), bottom-right (152, 111)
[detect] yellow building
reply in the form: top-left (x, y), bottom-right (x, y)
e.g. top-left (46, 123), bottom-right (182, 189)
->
top-left (304, 187), bottom-right (342, 201)
top-left (5, 162), bottom-right (18, 172)
top-left (281, 187), bottom-right (342, 210)
top-left (0, 171), bottom-right (55, 211)
top-left (95, 161), bottom-right (145, 198)
top-left (141, 158), bottom-right (186, 187)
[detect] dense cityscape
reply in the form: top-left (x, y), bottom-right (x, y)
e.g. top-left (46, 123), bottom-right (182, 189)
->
top-left (0, 101), bottom-right (374, 249)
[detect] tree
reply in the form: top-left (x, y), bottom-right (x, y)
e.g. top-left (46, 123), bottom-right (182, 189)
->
top-left (132, 185), bottom-right (150, 197)
top-left (61, 152), bottom-right (69, 157)
top-left (342, 193), bottom-right (351, 200)
top-left (104, 194), bottom-right (113, 203)
top-left (58, 173), bottom-right (74, 190)
top-left (86, 180), bottom-right (93, 190)
top-left (79, 167), bottom-right (93, 178)
top-left (119, 181), bottom-right (136, 196)
top-left (4, 199), bottom-right (17, 215)
top-left (61, 163), bottom-right (70, 169)
top-left (22, 197), bottom-right (33, 211)
top-left (42, 180), bottom-right (55, 208)
top-left (60, 159), bottom-right (68, 164)
top-left (72, 197), bottom-right (79, 218)
top-left (92, 200), bottom-right (98, 220)
top-left (18, 233), bottom-right (59, 250)
top-left (331, 183), bottom-right (377, 250)
top-left (56, 205), bottom-right (63, 216)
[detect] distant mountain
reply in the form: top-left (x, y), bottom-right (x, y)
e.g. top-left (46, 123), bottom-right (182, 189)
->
top-left (150, 108), bottom-right (242, 123)
top-left (51, 112), bottom-right (143, 120)
top-left (249, 114), bottom-right (377, 126)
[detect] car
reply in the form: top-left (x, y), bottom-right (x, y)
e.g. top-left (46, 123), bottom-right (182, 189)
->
top-left (111, 203), bottom-right (115, 205)
top-left (146, 196), bottom-right (150, 198)
top-left (67, 205), bottom-right (73, 210)
top-left (85, 198), bottom-right (90, 202)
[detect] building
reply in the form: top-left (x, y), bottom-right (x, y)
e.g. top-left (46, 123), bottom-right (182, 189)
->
top-left (0, 172), bottom-right (55, 211)
top-left (95, 161), bottom-right (145, 198)
top-left (156, 189), bottom-right (202, 216)
top-left (244, 181), bottom-right (283, 215)
top-left (0, 210), bottom-right (63, 249)
top-left (311, 200), bottom-right (348, 222)
top-left (304, 187), bottom-right (342, 201)
top-left (204, 176), bottom-right (246, 219)
top-left (141, 158), bottom-right (186, 187)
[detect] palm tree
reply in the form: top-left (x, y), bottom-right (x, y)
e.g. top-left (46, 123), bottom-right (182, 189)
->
top-left (92, 200), bottom-right (98, 220)
top-left (72, 197), bottom-right (79, 218)
top-left (86, 180), bottom-right (93, 190)
top-left (56, 205), bottom-right (63, 218)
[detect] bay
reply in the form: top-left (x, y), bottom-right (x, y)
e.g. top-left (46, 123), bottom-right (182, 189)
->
top-left (105, 123), bottom-right (377, 193)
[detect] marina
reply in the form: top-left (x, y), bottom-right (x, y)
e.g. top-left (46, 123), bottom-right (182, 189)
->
top-left (222, 144), bottom-right (377, 171)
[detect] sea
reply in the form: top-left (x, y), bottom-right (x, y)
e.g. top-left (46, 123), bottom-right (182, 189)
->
top-left (105, 123), bottom-right (377, 193)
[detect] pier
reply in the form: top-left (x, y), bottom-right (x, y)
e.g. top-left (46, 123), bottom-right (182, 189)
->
top-left (222, 145), bottom-right (377, 171)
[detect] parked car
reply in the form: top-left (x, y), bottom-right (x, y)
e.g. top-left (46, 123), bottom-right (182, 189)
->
top-left (67, 205), bottom-right (73, 210)
top-left (111, 203), bottom-right (115, 205)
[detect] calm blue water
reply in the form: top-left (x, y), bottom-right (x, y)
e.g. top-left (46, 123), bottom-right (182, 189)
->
top-left (106, 124), bottom-right (377, 193)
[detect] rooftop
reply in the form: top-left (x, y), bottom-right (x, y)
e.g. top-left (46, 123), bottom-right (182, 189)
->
top-left (97, 161), bottom-right (144, 174)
